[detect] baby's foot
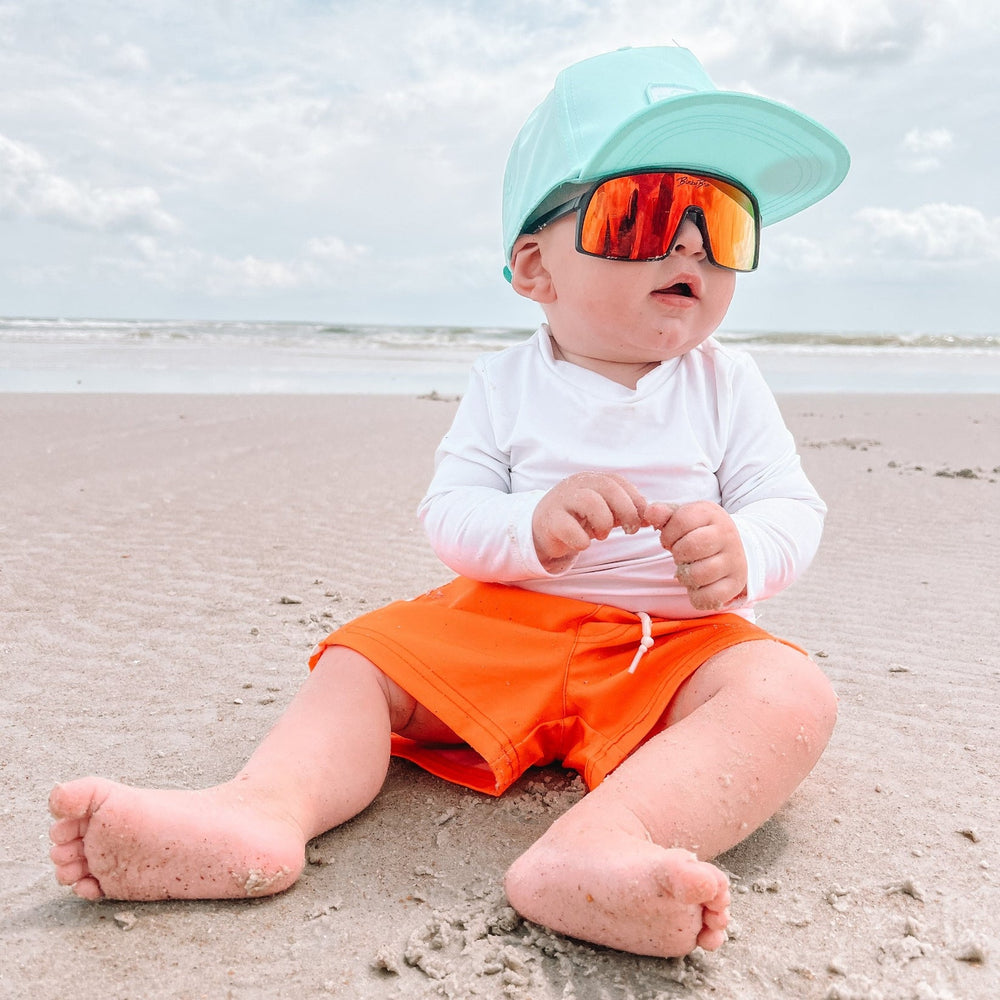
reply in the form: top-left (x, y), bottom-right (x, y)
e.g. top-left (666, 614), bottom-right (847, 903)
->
top-left (48, 777), bottom-right (306, 901)
top-left (504, 814), bottom-right (730, 958)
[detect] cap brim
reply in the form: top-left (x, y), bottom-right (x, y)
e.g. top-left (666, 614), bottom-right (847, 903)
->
top-left (581, 91), bottom-right (850, 226)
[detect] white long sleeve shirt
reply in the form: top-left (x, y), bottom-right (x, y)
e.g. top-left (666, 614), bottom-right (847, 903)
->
top-left (418, 326), bottom-right (825, 622)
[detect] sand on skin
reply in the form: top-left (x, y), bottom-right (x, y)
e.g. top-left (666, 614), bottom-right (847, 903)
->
top-left (1, 392), bottom-right (997, 1000)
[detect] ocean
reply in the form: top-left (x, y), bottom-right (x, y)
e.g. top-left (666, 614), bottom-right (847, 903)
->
top-left (1, 317), bottom-right (998, 395)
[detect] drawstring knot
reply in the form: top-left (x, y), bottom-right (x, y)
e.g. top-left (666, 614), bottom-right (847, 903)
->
top-left (627, 611), bottom-right (654, 674)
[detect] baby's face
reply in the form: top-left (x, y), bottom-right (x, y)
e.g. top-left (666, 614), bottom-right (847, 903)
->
top-left (534, 214), bottom-right (736, 367)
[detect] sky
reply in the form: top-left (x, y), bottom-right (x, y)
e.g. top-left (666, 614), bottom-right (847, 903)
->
top-left (1, 0), bottom-right (998, 335)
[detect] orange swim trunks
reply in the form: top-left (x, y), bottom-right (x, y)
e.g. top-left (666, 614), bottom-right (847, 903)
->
top-left (309, 577), bottom-right (795, 796)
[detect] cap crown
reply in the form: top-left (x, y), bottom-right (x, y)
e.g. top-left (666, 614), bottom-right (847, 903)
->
top-left (502, 46), bottom-right (849, 261)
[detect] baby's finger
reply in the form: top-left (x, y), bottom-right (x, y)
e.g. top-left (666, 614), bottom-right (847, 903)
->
top-left (676, 559), bottom-right (745, 610)
top-left (542, 508), bottom-right (597, 552)
top-left (670, 525), bottom-right (723, 565)
top-left (674, 554), bottom-right (727, 590)
top-left (686, 578), bottom-right (741, 611)
top-left (644, 501), bottom-right (677, 531)
top-left (594, 475), bottom-right (647, 534)
top-left (657, 500), bottom-right (721, 551)
top-left (563, 489), bottom-right (618, 540)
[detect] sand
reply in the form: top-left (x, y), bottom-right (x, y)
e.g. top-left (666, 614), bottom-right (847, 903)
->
top-left (1, 392), bottom-right (997, 1000)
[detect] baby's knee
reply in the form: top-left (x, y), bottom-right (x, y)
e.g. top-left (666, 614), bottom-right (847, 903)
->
top-left (314, 645), bottom-right (411, 722)
top-left (315, 645), bottom-right (458, 741)
top-left (802, 655), bottom-right (837, 720)
top-left (776, 650), bottom-right (838, 749)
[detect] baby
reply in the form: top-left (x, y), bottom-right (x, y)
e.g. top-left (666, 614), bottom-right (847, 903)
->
top-left (49, 46), bottom-right (849, 959)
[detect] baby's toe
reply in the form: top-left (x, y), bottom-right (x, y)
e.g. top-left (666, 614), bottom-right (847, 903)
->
top-left (703, 905), bottom-right (729, 931)
top-left (696, 925), bottom-right (727, 951)
top-left (664, 853), bottom-right (728, 905)
top-left (49, 815), bottom-right (86, 845)
top-left (53, 856), bottom-right (91, 886)
top-left (71, 875), bottom-right (105, 900)
top-left (708, 881), bottom-right (731, 912)
top-left (50, 839), bottom-right (86, 866)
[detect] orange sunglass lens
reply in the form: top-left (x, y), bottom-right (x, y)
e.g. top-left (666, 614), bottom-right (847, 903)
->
top-left (579, 172), bottom-right (757, 270)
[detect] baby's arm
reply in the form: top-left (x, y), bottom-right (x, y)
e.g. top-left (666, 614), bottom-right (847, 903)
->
top-left (419, 363), bottom-right (550, 581)
top-left (644, 354), bottom-right (824, 612)
top-left (685, 354), bottom-right (824, 607)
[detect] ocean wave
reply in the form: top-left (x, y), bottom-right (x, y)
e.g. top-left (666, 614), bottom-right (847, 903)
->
top-left (0, 317), bottom-right (996, 354)
top-left (716, 329), bottom-right (999, 351)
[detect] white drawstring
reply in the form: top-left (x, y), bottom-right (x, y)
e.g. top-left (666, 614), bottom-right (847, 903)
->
top-left (627, 611), bottom-right (654, 673)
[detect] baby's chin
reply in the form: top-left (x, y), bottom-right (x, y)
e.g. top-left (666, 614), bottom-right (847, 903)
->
top-left (615, 343), bottom-right (708, 365)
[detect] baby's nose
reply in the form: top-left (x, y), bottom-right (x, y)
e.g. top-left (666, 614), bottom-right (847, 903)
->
top-left (671, 218), bottom-right (705, 254)
top-left (670, 217), bottom-right (707, 257)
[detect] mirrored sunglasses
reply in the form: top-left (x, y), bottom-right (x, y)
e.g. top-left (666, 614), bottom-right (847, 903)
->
top-left (527, 170), bottom-right (760, 272)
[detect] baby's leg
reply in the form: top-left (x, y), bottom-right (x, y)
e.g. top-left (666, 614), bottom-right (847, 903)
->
top-left (504, 641), bottom-right (837, 957)
top-left (49, 647), bottom-right (427, 901)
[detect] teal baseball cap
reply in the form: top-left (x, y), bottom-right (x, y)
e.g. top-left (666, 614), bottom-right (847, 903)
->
top-left (502, 46), bottom-right (850, 273)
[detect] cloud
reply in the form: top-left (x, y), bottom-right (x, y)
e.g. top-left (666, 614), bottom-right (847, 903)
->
top-left (111, 230), bottom-right (502, 303)
top-left (763, 199), bottom-right (1000, 277)
top-left (899, 127), bottom-right (954, 171)
top-left (122, 232), bottom-right (371, 295)
top-left (304, 236), bottom-right (366, 264)
top-left (0, 133), bottom-right (178, 234)
top-left (765, 233), bottom-right (844, 274)
top-left (203, 255), bottom-right (304, 293)
top-left (107, 41), bottom-right (151, 75)
top-left (902, 128), bottom-right (953, 155)
top-left (854, 203), bottom-right (1000, 263)
top-left (721, 0), bottom-right (939, 70)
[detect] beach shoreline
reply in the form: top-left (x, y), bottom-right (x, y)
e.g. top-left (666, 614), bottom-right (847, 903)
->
top-left (2, 392), bottom-right (997, 999)
top-left (3, 317), bottom-right (1000, 395)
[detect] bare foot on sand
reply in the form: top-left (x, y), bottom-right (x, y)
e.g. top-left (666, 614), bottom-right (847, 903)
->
top-left (49, 777), bottom-right (306, 901)
top-left (504, 811), bottom-right (730, 957)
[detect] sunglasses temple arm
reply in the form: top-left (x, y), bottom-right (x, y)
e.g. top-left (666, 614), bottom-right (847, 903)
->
top-left (524, 197), bottom-right (584, 236)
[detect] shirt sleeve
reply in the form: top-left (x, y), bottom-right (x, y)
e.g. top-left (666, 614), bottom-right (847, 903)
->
top-left (718, 354), bottom-right (826, 604)
top-left (417, 361), bottom-right (553, 582)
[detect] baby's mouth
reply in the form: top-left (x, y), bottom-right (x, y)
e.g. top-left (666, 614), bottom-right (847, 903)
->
top-left (656, 282), bottom-right (695, 298)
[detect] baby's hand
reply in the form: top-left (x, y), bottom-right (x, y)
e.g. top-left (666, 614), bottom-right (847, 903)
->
top-left (533, 472), bottom-right (647, 573)
top-left (646, 501), bottom-right (748, 611)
